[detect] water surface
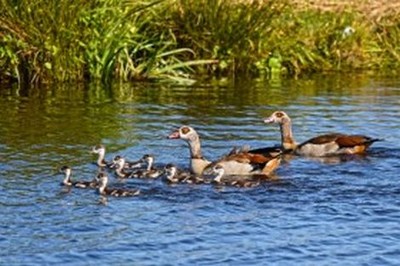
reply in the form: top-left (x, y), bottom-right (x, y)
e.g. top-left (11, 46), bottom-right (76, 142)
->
top-left (0, 74), bottom-right (400, 265)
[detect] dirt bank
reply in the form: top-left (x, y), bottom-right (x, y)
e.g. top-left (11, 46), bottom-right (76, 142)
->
top-left (292, 0), bottom-right (400, 21)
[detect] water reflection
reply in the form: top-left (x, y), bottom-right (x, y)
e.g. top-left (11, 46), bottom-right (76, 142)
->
top-left (0, 73), bottom-right (400, 265)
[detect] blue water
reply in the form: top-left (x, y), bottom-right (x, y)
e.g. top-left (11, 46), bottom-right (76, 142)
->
top-left (0, 75), bottom-right (400, 265)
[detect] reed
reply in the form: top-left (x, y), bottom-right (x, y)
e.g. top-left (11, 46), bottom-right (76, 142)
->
top-left (162, 0), bottom-right (288, 77)
top-left (0, 0), bottom-right (213, 84)
top-left (0, 0), bottom-right (399, 85)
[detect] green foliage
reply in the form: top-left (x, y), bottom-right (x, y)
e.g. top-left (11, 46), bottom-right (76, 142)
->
top-left (163, 0), bottom-right (288, 77)
top-left (0, 0), bottom-right (399, 84)
top-left (0, 0), bottom-right (213, 84)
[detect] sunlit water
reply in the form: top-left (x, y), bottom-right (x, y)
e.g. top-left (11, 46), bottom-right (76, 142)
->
top-left (1, 74), bottom-right (400, 265)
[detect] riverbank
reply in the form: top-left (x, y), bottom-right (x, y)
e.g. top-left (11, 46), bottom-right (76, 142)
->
top-left (1, 0), bottom-right (399, 84)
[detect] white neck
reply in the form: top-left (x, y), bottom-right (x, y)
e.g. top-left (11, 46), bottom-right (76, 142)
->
top-left (97, 149), bottom-right (105, 165)
top-left (63, 169), bottom-right (72, 185)
top-left (115, 161), bottom-right (126, 177)
top-left (146, 157), bottom-right (153, 171)
top-left (98, 177), bottom-right (107, 194)
top-left (166, 167), bottom-right (177, 181)
top-left (119, 158), bottom-right (126, 168)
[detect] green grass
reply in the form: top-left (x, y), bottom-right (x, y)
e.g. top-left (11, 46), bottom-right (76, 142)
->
top-left (0, 0), bottom-right (399, 85)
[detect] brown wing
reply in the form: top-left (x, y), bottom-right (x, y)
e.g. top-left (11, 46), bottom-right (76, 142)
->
top-left (224, 152), bottom-right (275, 165)
top-left (301, 133), bottom-right (379, 148)
top-left (302, 133), bottom-right (344, 145)
top-left (249, 146), bottom-right (283, 157)
top-left (335, 135), bottom-right (376, 148)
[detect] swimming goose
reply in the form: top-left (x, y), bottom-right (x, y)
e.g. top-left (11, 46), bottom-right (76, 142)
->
top-left (168, 126), bottom-right (211, 175)
top-left (211, 164), bottom-right (261, 188)
top-left (96, 172), bottom-right (140, 197)
top-left (130, 154), bottom-right (164, 179)
top-left (110, 155), bottom-right (142, 170)
top-left (169, 126), bottom-right (281, 176)
top-left (264, 111), bottom-right (381, 156)
top-left (91, 144), bottom-right (111, 167)
top-left (111, 157), bottom-right (138, 178)
top-left (112, 155), bottom-right (163, 179)
top-left (59, 166), bottom-right (98, 188)
top-left (163, 163), bottom-right (206, 184)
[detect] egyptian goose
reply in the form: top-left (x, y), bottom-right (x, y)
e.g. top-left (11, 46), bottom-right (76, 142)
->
top-left (169, 126), bottom-right (282, 176)
top-left (59, 166), bottom-right (98, 188)
top-left (264, 111), bottom-right (381, 157)
top-left (211, 164), bottom-right (261, 188)
top-left (96, 172), bottom-right (140, 197)
top-left (112, 155), bottom-right (163, 179)
top-left (91, 144), bottom-right (112, 168)
top-left (110, 155), bottom-right (142, 170)
top-left (163, 163), bottom-right (206, 184)
top-left (112, 157), bottom-right (137, 178)
top-left (130, 154), bottom-right (164, 179)
top-left (168, 126), bottom-right (211, 175)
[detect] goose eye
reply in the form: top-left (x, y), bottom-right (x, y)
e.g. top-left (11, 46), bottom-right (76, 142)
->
top-left (276, 112), bottom-right (284, 118)
top-left (181, 127), bottom-right (190, 134)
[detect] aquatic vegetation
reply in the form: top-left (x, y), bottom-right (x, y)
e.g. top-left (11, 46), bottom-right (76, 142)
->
top-left (0, 0), bottom-right (399, 84)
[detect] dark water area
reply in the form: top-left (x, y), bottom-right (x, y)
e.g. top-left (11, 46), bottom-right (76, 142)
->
top-left (0, 74), bottom-right (400, 265)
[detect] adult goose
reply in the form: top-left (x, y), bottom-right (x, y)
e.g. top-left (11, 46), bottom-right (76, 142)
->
top-left (168, 126), bottom-right (211, 175)
top-left (59, 166), bottom-right (98, 189)
top-left (264, 111), bottom-right (381, 157)
top-left (96, 172), bottom-right (140, 197)
top-left (169, 126), bottom-right (281, 176)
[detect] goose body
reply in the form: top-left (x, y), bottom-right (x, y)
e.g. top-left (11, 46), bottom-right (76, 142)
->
top-left (264, 111), bottom-right (381, 156)
top-left (60, 166), bottom-right (98, 189)
top-left (204, 150), bottom-right (282, 176)
top-left (163, 163), bottom-right (206, 184)
top-left (168, 126), bottom-right (211, 175)
top-left (97, 172), bottom-right (140, 197)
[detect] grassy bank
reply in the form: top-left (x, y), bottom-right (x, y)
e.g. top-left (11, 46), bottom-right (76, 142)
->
top-left (0, 0), bottom-right (399, 84)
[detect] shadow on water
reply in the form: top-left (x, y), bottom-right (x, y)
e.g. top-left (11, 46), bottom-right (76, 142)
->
top-left (1, 73), bottom-right (400, 265)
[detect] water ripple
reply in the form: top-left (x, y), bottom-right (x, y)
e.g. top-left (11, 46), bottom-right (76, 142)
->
top-left (1, 78), bottom-right (400, 265)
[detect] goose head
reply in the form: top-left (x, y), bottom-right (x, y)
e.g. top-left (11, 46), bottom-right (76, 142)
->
top-left (92, 144), bottom-right (106, 155)
top-left (264, 111), bottom-right (297, 151)
top-left (264, 111), bottom-right (291, 125)
top-left (168, 126), bottom-right (199, 142)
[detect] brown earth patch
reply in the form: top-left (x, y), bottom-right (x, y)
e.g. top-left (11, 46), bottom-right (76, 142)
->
top-left (291, 0), bottom-right (400, 21)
